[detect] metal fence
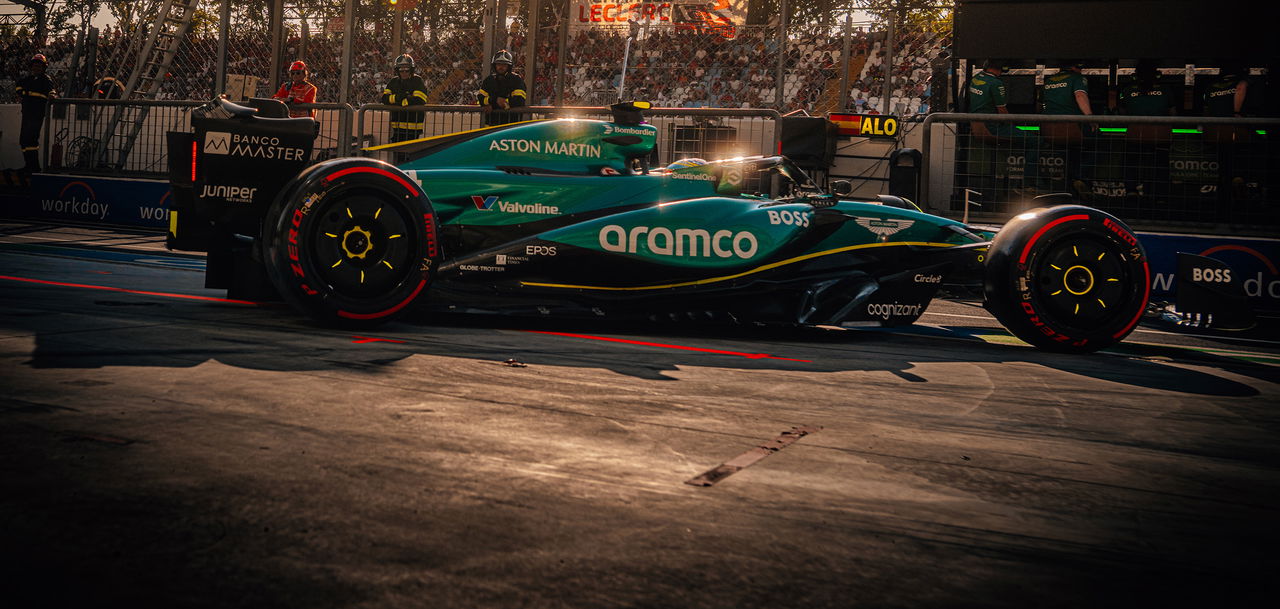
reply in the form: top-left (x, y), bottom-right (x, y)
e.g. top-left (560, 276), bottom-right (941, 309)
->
top-left (921, 113), bottom-right (1280, 231)
top-left (43, 99), bottom-right (355, 178)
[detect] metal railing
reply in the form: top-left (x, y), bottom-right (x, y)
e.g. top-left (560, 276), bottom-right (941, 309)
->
top-left (43, 99), bottom-right (355, 178)
top-left (354, 105), bottom-right (781, 168)
top-left (920, 113), bottom-right (1280, 233)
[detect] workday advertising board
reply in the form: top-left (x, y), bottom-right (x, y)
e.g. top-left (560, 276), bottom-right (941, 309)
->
top-left (21, 174), bottom-right (172, 229)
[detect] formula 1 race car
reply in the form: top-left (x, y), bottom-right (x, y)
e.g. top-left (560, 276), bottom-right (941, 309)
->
top-left (165, 98), bottom-right (1151, 353)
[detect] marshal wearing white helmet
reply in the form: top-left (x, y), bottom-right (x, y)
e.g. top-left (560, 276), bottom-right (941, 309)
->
top-left (477, 50), bottom-right (528, 126)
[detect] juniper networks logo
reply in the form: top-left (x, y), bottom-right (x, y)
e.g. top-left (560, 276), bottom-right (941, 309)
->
top-left (204, 131), bottom-right (231, 155)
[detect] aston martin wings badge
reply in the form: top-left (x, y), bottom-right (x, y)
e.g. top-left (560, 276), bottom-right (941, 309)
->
top-left (855, 217), bottom-right (915, 240)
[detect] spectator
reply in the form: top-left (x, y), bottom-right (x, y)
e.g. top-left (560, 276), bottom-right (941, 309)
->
top-left (381, 54), bottom-right (428, 142)
top-left (272, 60), bottom-right (318, 118)
top-left (478, 49), bottom-right (528, 126)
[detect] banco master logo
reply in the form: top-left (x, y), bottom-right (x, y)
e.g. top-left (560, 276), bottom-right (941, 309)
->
top-left (470, 195), bottom-right (560, 215)
top-left (204, 131), bottom-right (231, 155)
top-left (855, 217), bottom-right (915, 238)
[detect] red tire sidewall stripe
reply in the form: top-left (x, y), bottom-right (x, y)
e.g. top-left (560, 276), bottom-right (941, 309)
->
top-left (1018, 213), bottom-right (1091, 265)
top-left (1112, 259), bottom-right (1150, 339)
top-left (324, 165), bottom-right (419, 197)
top-left (336, 278), bottom-right (428, 320)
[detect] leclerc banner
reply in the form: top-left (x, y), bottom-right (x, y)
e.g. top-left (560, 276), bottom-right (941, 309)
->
top-left (571, 1), bottom-right (746, 39)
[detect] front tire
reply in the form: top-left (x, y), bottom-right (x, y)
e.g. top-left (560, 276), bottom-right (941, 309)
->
top-left (984, 205), bottom-right (1150, 353)
top-left (261, 158), bottom-right (440, 326)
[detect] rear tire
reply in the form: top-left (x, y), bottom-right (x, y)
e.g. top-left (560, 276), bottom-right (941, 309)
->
top-left (261, 158), bottom-right (440, 326)
top-left (984, 205), bottom-right (1150, 353)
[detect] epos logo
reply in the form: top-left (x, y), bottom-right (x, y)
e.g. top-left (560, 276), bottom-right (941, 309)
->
top-left (204, 131), bottom-right (231, 155)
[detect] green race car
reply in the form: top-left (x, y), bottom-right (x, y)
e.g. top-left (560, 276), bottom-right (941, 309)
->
top-left (166, 99), bottom-right (1150, 353)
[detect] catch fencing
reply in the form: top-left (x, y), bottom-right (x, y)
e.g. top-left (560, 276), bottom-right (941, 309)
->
top-left (920, 113), bottom-right (1280, 232)
top-left (9, 0), bottom-right (948, 119)
top-left (43, 99), bottom-right (355, 177)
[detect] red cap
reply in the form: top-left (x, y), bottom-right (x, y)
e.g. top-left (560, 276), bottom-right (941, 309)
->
top-left (289, 60), bottom-right (307, 72)
top-left (31, 54), bottom-right (47, 64)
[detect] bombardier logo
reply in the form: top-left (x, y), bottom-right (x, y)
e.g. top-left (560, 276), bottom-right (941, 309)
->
top-left (855, 217), bottom-right (915, 239)
top-left (204, 131), bottom-right (231, 155)
top-left (470, 195), bottom-right (560, 215)
top-left (603, 124), bottom-right (655, 136)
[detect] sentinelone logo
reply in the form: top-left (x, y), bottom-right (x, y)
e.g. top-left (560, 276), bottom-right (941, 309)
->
top-left (203, 131), bottom-right (306, 160)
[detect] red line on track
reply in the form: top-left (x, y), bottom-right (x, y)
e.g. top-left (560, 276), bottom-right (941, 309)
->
top-left (351, 335), bottom-right (406, 344)
top-left (524, 330), bottom-right (812, 362)
top-left (0, 274), bottom-right (264, 305)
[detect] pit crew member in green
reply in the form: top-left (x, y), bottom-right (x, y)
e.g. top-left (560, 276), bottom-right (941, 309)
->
top-left (1042, 61), bottom-right (1092, 116)
top-left (478, 50), bottom-right (528, 127)
top-left (381, 54), bottom-right (429, 142)
top-left (15, 54), bottom-right (55, 173)
top-left (1203, 61), bottom-right (1248, 117)
top-left (965, 59), bottom-right (1010, 137)
top-left (1119, 60), bottom-right (1173, 116)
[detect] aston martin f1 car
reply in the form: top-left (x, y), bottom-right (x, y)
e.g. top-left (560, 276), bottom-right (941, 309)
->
top-left (165, 98), bottom-right (1151, 353)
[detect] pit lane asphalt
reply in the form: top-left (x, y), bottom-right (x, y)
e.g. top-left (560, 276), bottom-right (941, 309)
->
top-left (2, 222), bottom-right (1278, 609)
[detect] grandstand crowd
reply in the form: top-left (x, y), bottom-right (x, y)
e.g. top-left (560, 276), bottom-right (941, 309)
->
top-left (2, 23), bottom-right (946, 116)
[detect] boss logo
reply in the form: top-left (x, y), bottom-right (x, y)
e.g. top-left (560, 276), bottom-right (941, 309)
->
top-left (525, 245), bottom-right (557, 256)
top-left (1191, 267), bottom-right (1232, 283)
top-left (766, 209), bottom-right (810, 227)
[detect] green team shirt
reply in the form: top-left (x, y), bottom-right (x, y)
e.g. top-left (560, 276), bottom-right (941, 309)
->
top-left (967, 70), bottom-right (1006, 113)
top-left (1042, 71), bottom-right (1088, 114)
top-left (1119, 82), bottom-right (1172, 116)
top-left (1203, 75), bottom-right (1242, 116)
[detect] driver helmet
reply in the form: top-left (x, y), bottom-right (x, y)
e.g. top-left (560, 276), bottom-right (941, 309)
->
top-left (393, 54), bottom-right (415, 73)
top-left (492, 50), bottom-right (514, 67)
top-left (667, 158), bottom-right (708, 171)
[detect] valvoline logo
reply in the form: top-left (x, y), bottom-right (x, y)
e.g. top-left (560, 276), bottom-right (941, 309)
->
top-left (470, 195), bottom-right (560, 215)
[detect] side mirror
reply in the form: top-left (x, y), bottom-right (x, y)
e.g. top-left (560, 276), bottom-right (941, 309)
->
top-left (830, 179), bottom-right (853, 196)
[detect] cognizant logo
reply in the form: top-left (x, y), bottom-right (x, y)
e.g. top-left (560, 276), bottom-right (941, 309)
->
top-left (599, 224), bottom-right (758, 259)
